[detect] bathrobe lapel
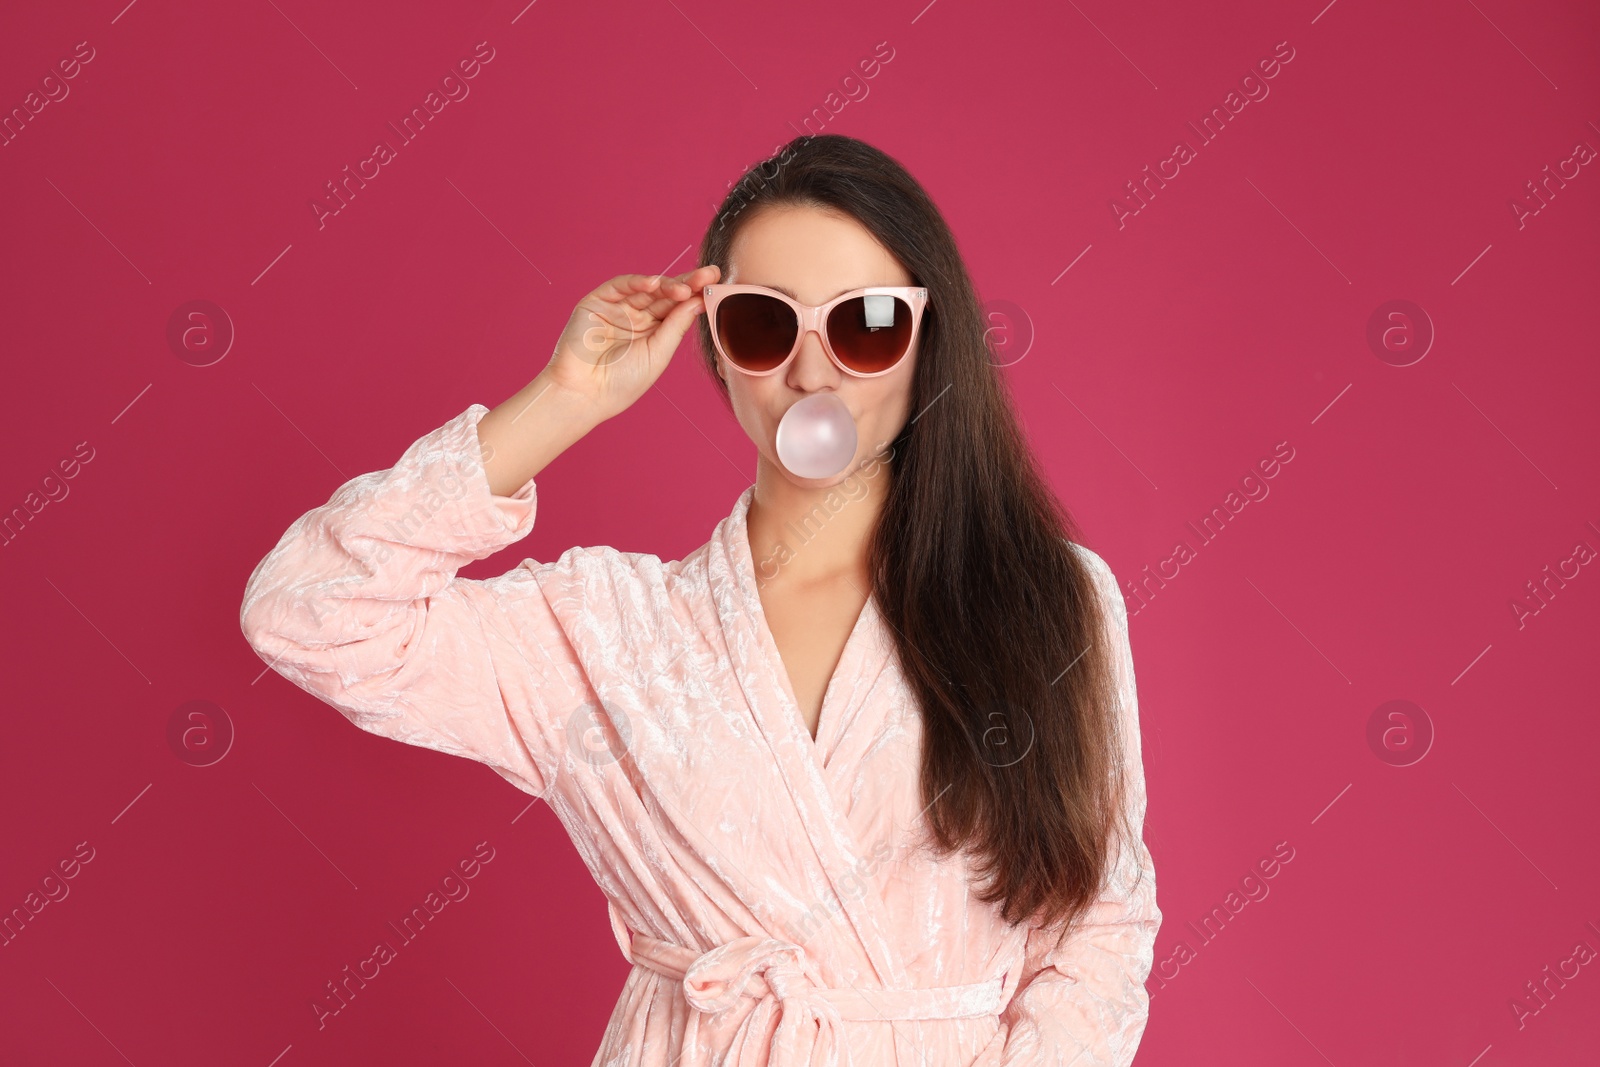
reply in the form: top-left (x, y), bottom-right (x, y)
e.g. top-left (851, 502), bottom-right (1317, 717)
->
top-left (707, 486), bottom-right (907, 990)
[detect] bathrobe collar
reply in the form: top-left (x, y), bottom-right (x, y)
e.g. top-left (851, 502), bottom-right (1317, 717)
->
top-left (707, 484), bottom-right (907, 989)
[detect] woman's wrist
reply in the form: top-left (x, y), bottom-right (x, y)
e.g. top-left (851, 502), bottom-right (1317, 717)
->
top-left (477, 371), bottom-right (605, 495)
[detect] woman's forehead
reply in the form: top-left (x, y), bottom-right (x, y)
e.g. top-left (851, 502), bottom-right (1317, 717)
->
top-left (725, 210), bottom-right (910, 298)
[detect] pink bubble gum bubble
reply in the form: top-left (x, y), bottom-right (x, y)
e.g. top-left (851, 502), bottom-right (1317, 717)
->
top-left (775, 392), bottom-right (858, 479)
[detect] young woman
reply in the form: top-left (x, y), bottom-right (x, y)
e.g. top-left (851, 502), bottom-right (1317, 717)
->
top-left (241, 134), bottom-right (1160, 1067)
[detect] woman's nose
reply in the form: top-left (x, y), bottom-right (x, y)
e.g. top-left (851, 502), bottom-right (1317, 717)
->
top-left (785, 328), bottom-right (842, 391)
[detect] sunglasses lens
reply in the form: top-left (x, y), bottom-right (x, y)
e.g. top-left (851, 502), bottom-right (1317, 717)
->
top-left (827, 294), bottom-right (915, 373)
top-left (717, 293), bottom-right (798, 372)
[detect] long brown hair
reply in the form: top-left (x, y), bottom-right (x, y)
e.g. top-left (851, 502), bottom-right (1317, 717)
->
top-left (694, 134), bottom-right (1140, 933)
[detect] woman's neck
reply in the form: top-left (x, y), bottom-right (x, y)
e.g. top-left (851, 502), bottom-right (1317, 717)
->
top-left (746, 452), bottom-right (890, 590)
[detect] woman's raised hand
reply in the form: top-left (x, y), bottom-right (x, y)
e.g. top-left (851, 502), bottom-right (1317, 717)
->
top-left (544, 265), bottom-right (721, 423)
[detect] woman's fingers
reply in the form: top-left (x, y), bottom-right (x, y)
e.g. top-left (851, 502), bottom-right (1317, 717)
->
top-left (631, 270), bottom-right (709, 317)
top-left (601, 267), bottom-right (717, 301)
top-left (679, 264), bottom-right (720, 291)
top-left (595, 267), bottom-right (718, 322)
top-left (594, 273), bottom-right (664, 304)
top-left (648, 289), bottom-right (706, 361)
top-left (635, 266), bottom-right (717, 301)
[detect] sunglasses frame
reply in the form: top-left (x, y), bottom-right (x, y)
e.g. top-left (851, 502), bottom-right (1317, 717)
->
top-left (702, 284), bottom-right (930, 379)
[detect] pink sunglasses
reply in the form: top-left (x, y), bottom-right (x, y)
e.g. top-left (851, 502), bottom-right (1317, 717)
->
top-left (703, 284), bottom-right (929, 378)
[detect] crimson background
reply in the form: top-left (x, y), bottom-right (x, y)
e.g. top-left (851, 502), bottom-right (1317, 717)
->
top-left (1, 0), bottom-right (1596, 1063)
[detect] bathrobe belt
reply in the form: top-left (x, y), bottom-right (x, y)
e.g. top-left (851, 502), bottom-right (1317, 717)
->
top-left (624, 927), bottom-right (1009, 1067)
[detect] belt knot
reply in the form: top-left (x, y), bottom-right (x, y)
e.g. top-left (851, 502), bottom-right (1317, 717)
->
top-left (680, 935), bottom-right (830, 1017)
top-left (625, 927), bottom-right (1009, 1067)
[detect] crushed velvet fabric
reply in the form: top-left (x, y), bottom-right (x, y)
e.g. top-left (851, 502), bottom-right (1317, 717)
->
top-left (241, 403), bottom-right (1161, 1066)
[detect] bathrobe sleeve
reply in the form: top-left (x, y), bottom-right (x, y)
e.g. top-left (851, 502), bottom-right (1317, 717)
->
top-left (993, 546), bottom-right (1161, 1066)
top-left (239, 402), bottom-right (589, 799)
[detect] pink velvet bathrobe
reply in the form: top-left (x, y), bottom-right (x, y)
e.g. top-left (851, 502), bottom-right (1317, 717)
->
top-left (240, 403), bottom-right (1161, 1067)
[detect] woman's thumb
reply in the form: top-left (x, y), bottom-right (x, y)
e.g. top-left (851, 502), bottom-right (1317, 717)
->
top-left (656, 295), bottom-right (705, 353)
